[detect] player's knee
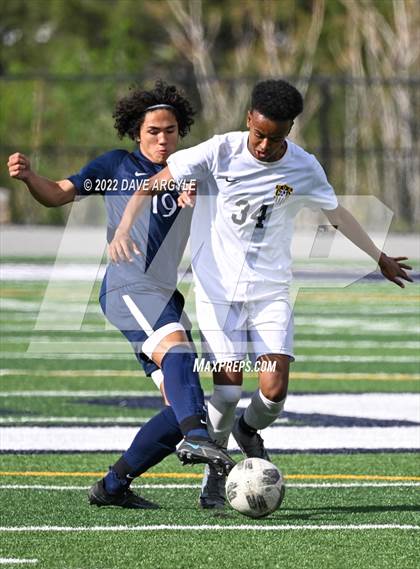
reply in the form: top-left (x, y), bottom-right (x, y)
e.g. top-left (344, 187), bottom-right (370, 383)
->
top-left (149, 326), bottom-right (190, 367)
top-left (258, 356), bottom-right (289, 401)
top-left (259, 373), bottom-right (289, 402)
top-left (262, 386), bottom-right (288, 402)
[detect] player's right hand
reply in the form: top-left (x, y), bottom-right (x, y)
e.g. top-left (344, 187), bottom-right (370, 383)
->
top-left (8, 153), bottom-right (32, 180)
top-left (108, 228), bottom-right (141, 263)
top-left (178, 188), bottom-right (196, 208)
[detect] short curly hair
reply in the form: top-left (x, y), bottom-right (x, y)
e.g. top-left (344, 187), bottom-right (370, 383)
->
top-left (113, 80), bottom-right (195, 140)
top-left (251, 79), bottom-right (303, 121)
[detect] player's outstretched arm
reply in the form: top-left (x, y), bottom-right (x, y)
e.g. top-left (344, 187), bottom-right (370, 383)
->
top-left (323, 205), bottom-right (413, 288)
top-left (108, 166), bottom-right (174, 263)
top-left (8, 152), bottom-right (76, 207)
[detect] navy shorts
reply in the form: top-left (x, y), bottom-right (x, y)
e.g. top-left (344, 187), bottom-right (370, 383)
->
top-left (99, 281), bottom-right (192, 377)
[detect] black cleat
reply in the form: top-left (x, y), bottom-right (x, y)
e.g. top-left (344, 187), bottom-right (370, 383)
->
top-left (232, 415), bottom-right (270, 460)
top-left (88, 479), bottom-right (159, 509)
top-left (176, 437), bottom-right (235, 475)
top-left (199, 464), bottom-right (226, 509)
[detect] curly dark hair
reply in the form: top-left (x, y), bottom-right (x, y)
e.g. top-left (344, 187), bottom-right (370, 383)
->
top-left (250, 79), bottom-right (303, 122)
top-left (113, 80), bottom-right (195, 140)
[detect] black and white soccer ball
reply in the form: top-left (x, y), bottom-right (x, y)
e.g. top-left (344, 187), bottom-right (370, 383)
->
top-left (226, 458), bottom-right (285, 518)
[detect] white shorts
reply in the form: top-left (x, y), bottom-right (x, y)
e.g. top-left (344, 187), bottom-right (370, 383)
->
top-left (196, 296), bottom-right (294, 363)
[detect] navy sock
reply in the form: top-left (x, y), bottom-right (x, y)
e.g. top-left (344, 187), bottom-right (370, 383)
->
top-left (161, 346), bottom-right (208, 438)
top-left (104, 406), bottom-right (183, 494)
top-left (123, 406), bottom-right (183, 475)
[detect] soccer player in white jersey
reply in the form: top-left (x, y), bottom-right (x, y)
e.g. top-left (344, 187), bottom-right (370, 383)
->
top-left (109, 79), bottom-right (412, 509)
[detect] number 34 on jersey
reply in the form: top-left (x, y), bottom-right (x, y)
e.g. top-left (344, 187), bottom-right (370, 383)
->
top-left (231, 183), bottom-right (294, 229)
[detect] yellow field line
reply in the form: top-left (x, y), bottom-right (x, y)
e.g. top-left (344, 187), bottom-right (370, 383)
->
top-left (1, 471), bottom-right (419, 481)
top-left (0, 471), bottom-right (202, 479)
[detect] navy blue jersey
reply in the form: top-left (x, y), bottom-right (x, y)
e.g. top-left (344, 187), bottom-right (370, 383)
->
top-left (68, 149), bottom-right (192, 292)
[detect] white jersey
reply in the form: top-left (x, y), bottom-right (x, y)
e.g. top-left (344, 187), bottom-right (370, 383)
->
top-left (167, 131), bottom-right (338, 302)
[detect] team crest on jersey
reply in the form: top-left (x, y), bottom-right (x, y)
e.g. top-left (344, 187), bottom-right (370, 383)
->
top-left (274, 184), bottom-right (293, 205)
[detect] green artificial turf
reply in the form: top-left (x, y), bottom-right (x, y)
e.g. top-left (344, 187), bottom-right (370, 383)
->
top-left (1, 454), bottom-right (419, 569)
top-left (1, 267), bottom-right (419, 568)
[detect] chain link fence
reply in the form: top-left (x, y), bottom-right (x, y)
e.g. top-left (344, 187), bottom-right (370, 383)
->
top-left (1, 73), bottom-right (419, 230)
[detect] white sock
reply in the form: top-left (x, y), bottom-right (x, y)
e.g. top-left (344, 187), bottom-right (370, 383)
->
top-left (207, 384), bottom-right (242, 447)
top-left (244, 389), bottom-right (286, 431)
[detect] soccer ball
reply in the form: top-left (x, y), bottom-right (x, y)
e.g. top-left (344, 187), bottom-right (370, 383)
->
top-left (226, 458), bottom-right (285, 518)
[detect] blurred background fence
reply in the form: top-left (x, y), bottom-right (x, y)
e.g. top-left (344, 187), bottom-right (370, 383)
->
top-left (1, 0), bottom-right (419, 230)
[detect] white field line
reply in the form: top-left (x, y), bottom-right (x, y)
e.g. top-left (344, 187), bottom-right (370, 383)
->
top-left (1, 307), bottom-right (98, 315)
top-left (295, 316), bottom-right (420, 330)
top-left (0, 370), bottom-right (150, 378)
top-left (0, 308), bottom-right (417, 322)
top-left (298, 356), bottom-right (420, 363)
top-left (1, 392), bottom-right (418, 424)
top-left (295, 323), bottom-right (420, 333)
top-left (1, 325), bottom-right (418, 338)
top-left (1, 483), bottom-right (420, 490)
top-left (0, 264), bottom-right (105, 281)
top-left (1, 353), bottom-right (133, 360)
top-left (1, 426), bottom-right (419, 451)
top-left (0, 524), bottom-right (418, 532)
top-left (2, 297), bottom-right (417, 316)
top-left (0, 326), bottom-right (101, 332)
top-left (295, 307), bottom-right (418, 315)
top-left (3, 338), bottom-right (420, 349)
top-left (258, 393), bottom-right (420, 423)
top-left (2, 315), bottom-right (419, 326)
top-left (3, 337), bottom-right (127, 344)
top-left (1, 259), bottom-right (418, 282)
top-left (3, 298), bottom-right (418, 315)
top-left (298, 340), bottom-right (420, 349)
top-left (2, 352), bottom-right (419, 362)
top-left (0, 560), bottom-right (38, 565)
top-left (0, 415), bottom-right (410, 426)
top-left (0, 417), bottom-right (320, 425)
top-left (0, 300), bottom-right (101, 312)
top-left (25, 343), bottom-right (131, 355)
top-left (0, 318), bottom-right (97, 325)
top-left (0, 336), bottom-right (110, 343)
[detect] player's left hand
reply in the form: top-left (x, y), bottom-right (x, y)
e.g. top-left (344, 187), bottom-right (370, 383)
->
top-left (378, 253), bottom-right (413, 288)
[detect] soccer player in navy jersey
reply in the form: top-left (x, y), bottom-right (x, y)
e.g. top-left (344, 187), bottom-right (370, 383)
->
top-left (8, 80), bottom-right (234, 509)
